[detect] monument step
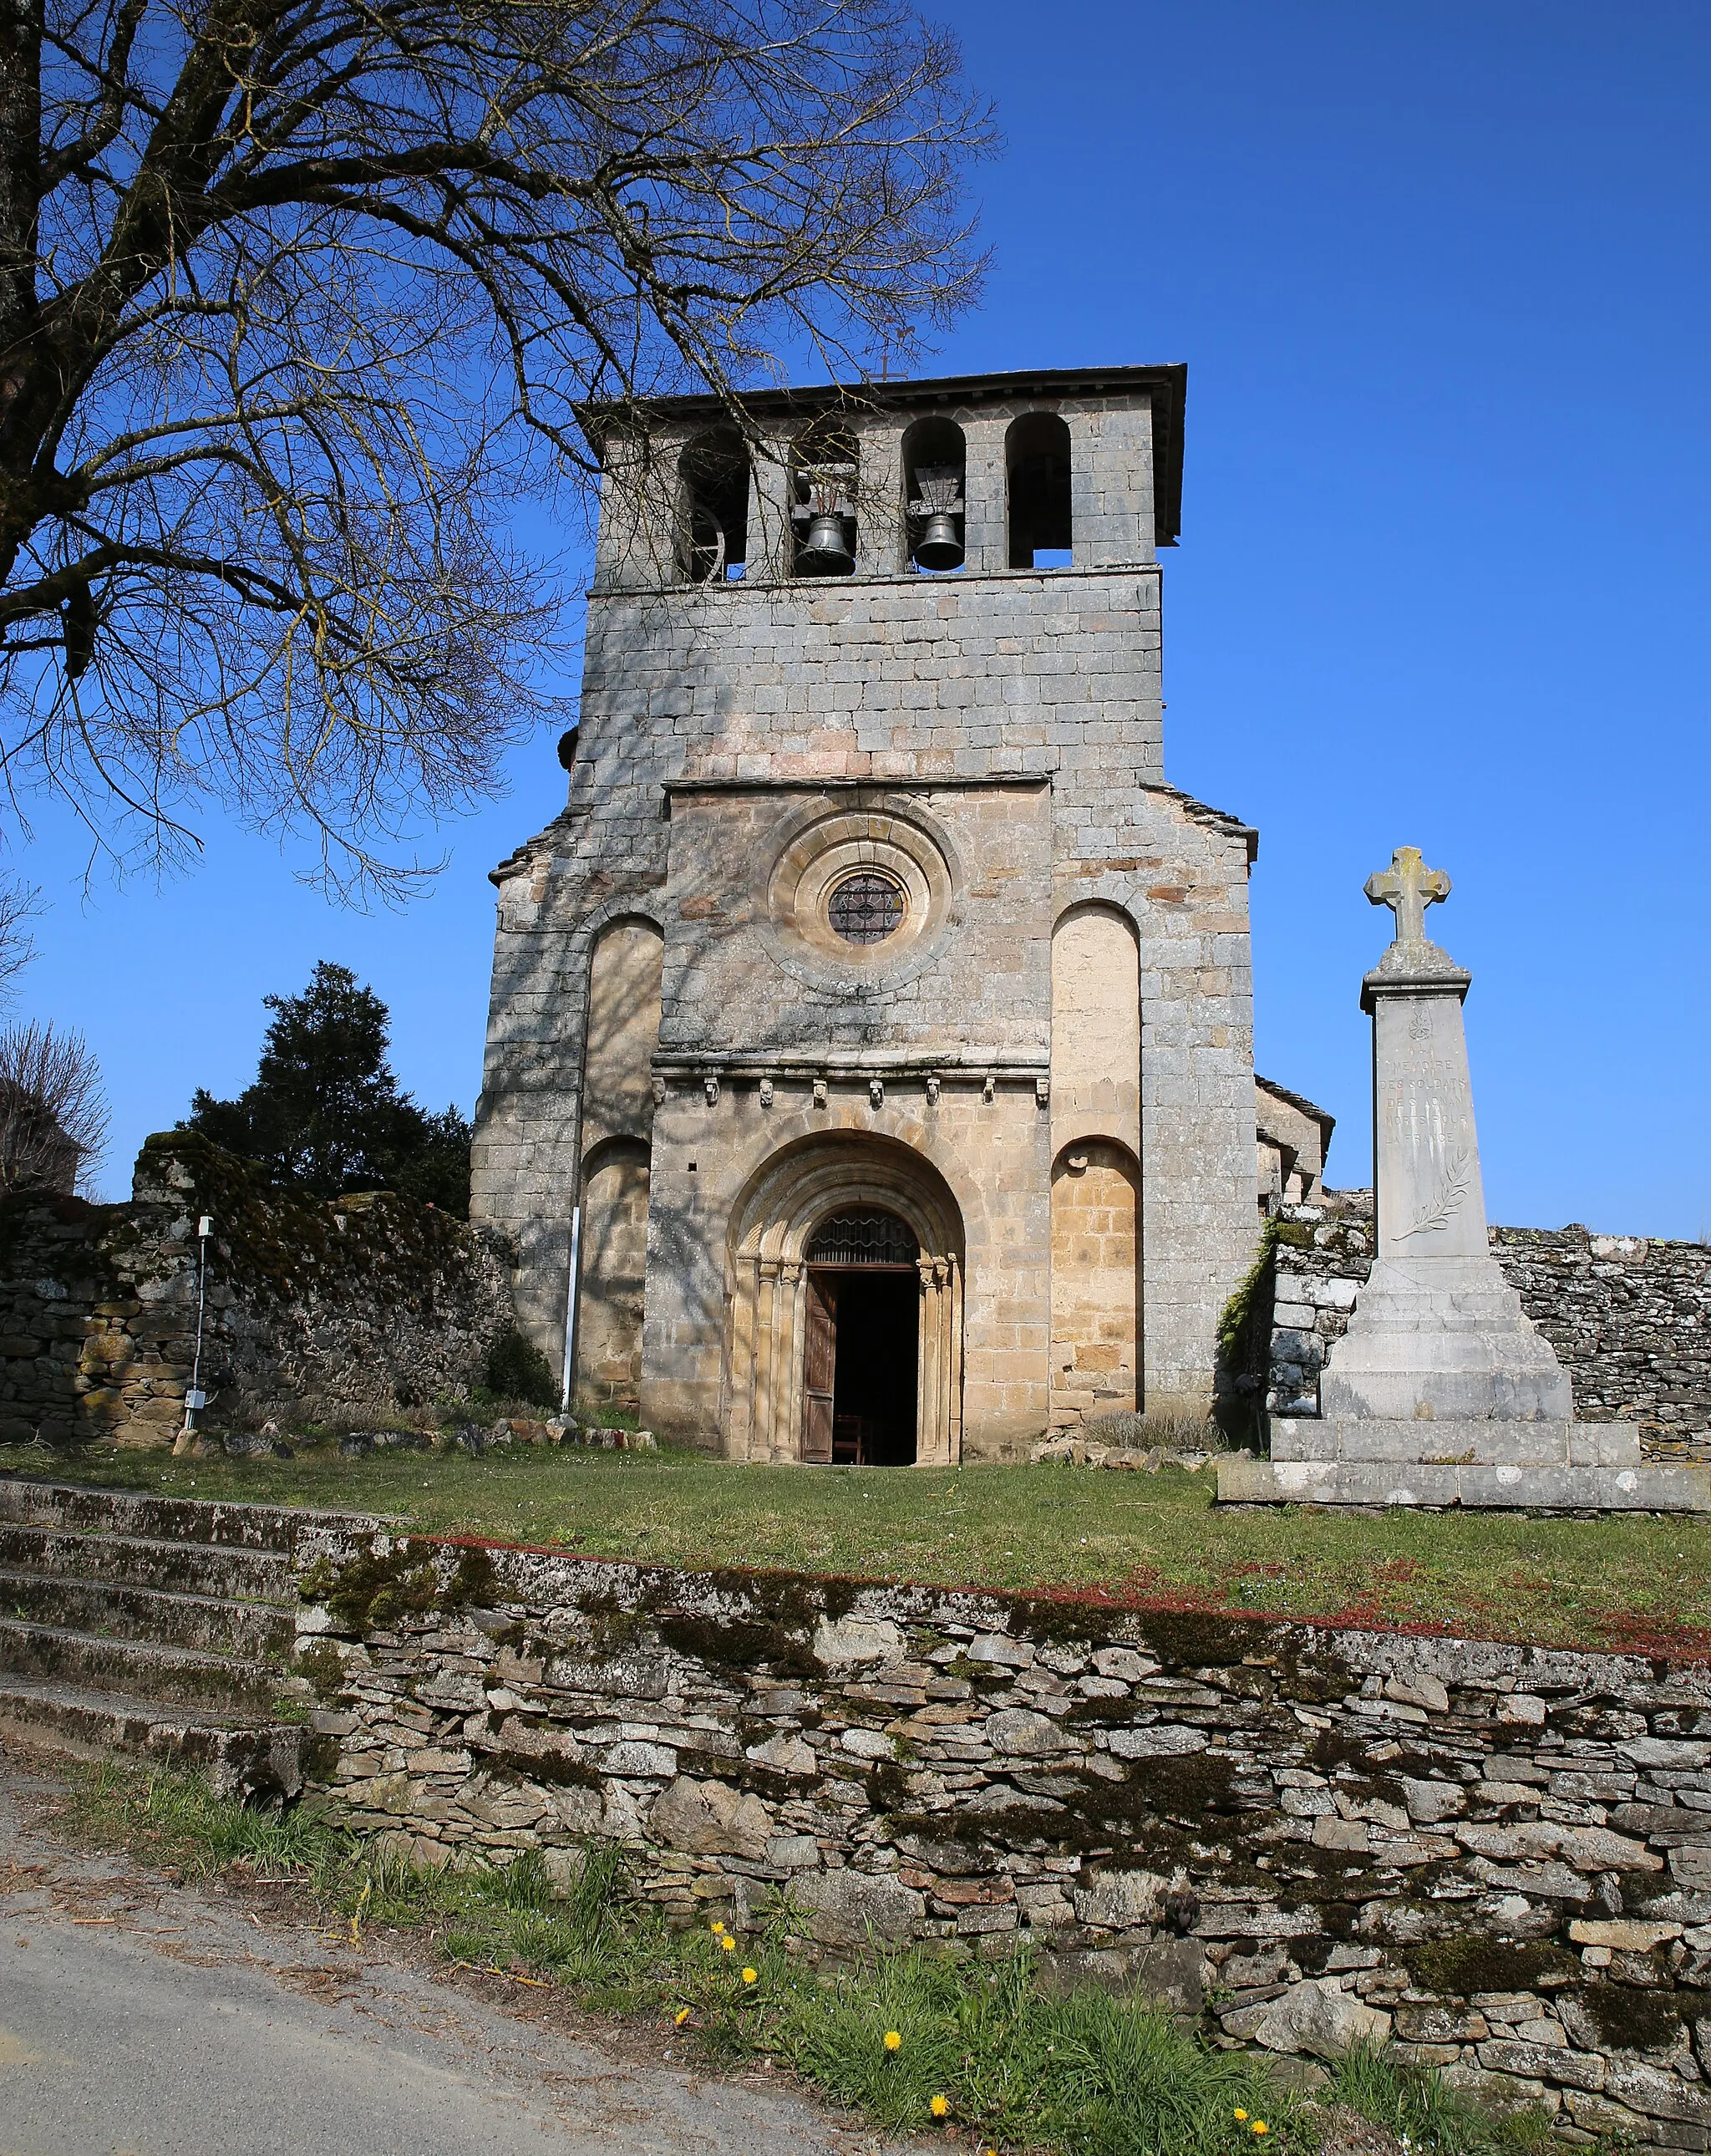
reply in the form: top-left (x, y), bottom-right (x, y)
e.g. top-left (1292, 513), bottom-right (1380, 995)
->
top-left (0, 1670), bottom-right (307, 1801)
top-left (1218, 1456), bottom-right (1711, 1512)
top-left (1270, 1418), bottom-right (1642, 1469)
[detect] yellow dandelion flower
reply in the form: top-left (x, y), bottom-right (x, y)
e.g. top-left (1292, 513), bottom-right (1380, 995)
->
top-left (1234, 2112), bottom-right (1248, 2123)
top-left (1253, 2125), bottom-right (1268, 2138)
top-left (883, 2031), bottom-right (902, 2052)
top-left (742, 1967), bottom-right (758, 1985)
top-left (674, 2006), bottom-right (692, 2026)
top-left (720, 1934), bottom-right (737, 1952)
top-left (710, 1920), bottom-right (725, 1935)
top-left (931, 2096), bottom-right (950, 2119)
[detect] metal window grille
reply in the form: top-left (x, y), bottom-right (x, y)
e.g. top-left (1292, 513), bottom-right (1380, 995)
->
top-left (806, 1211), bottom-right (920, 1266)
top-left (827, 872), bottom-right (904, 945)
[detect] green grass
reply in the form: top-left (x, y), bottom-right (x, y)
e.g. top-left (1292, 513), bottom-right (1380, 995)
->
top-left (48, 1760), bottom-right (1544, 2156)
top-left (6, 1438), bottom-right (1711, 1655)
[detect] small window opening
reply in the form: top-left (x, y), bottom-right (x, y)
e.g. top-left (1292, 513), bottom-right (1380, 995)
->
top-left (827, 869), bottom-right (904, 945)
top-left (792, 422), bottom-right (858, 577)
top-left (1006, 410), bottom-right (1073, 570)
top-left (903, 416), bottom-right (966, 573)
top-left (678, 430), bottom-right (749, 583)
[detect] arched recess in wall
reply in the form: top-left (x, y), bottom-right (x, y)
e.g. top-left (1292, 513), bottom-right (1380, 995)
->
top-left (1050, 903), bottom-right (1142, 1423)
top-left (576, 1136), bottom-right (651, 1412)
top-left (575, 918), bottom-right (663, 1411)
top-left (1007, 411), bottom-right (1073, 568)
top-left (1050, 1138), bottom-right (1140, 1425)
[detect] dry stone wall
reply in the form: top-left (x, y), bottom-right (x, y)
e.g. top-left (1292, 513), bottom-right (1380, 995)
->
top-left (1261, 1202), bottom-right (1711, 1459)
top-left (298, 1528), bottom-right (1711, 2137)
top-left (0, 1132), bottom-right (513, 1447)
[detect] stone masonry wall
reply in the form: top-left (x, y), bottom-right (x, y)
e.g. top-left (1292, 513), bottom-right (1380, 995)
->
top-left (0, 1132), bottom-right (513, 1447)
top-left (298, 1527), bottom-right (1711, 2139)
top-left (1262, 1200), bottom-right (1711, 1460)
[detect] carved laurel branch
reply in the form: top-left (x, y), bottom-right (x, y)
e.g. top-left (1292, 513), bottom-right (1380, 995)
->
top-left (1397, 1146), bottom-right (1472, 1241)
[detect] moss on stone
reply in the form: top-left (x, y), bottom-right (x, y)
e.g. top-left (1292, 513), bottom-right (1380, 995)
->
top-left (1405, 1935), bottom-right (1577, 1996)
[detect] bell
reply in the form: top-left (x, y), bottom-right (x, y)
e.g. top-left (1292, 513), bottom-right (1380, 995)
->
top-left (914, 510), bottom-right (963, 571)
top-left (796, 510), bottom-right (853, 576)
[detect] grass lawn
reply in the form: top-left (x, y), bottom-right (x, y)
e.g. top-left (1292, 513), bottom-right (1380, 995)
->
top-left (7, 1439), bottom-right (1711, 1657)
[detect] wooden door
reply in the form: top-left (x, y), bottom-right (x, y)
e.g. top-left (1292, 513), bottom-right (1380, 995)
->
top-left (802, 1272), bottom-right (837, 1462)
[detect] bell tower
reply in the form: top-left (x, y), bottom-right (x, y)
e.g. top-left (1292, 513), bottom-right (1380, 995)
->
top-left (474, 366), bottom-right (1260, 1457)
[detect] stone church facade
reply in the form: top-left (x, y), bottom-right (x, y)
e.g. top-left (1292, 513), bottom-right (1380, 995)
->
top-left (473, 364), bottom-right (1296, 1462)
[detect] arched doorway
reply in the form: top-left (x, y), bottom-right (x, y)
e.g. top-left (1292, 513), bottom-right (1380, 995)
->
top-left (804, 1210), bottom-right (921, 1464)
top-left (724, 1135), bottom-right (964, 1465)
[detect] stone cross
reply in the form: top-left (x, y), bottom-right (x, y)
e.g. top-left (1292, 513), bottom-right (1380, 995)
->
top-left (1365, 846), bottom-right (1451, 946)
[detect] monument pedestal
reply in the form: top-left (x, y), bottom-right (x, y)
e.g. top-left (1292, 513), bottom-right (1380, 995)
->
top-left (1219, 847), bottom-right (1711, 1513)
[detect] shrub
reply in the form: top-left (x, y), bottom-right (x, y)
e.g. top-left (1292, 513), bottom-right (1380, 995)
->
top-left (485, 1329), bottom-right (557, 1408)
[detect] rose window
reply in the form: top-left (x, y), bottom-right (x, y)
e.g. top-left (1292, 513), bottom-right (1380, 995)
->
top-left (827, 871), bottom-right (905, 946)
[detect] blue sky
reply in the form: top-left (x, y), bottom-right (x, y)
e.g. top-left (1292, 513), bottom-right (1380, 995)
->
top-left (18, 2), bottom-right (1711, 1235)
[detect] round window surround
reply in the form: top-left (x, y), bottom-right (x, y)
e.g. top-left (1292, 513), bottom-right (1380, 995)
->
top-left (760, 801), bottom-right (960, 997)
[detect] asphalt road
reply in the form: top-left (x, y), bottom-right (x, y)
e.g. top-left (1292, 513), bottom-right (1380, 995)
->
top-left (0, 1746), bottom-right (901, 2156)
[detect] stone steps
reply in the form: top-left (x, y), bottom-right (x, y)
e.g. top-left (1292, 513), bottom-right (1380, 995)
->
top-left (0, 1671), bottom-right (307, 1801)
top-left (0, 1521), bottom-right (294, 1602)
top-left (0, 1473), bottom-right (383, 1802)
top-left (0, 1568), bottom-right (296, 1662)
top-left (0, 1616), bottom-right (287, 1714)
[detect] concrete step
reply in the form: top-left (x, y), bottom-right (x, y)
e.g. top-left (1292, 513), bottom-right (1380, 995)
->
top-left (0, 1570), bottom-right (296, 1662)
top-left (0, 1475), bottom-right (379, 1553)
top-left (0, 1521), bottom-right (295, 1604)
top-left (0, 1616), bottom-right (290, 1715)
top-left (1269, 1416), bottom-right (1645, 1469)
top-left (0, 1671), bottom-right (307, 1801)
top-left (1219, 1454), bottom-right (1711, 1511)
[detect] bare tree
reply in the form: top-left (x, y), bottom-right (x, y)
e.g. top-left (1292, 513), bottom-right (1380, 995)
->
top-left (0, 0), bottom-right (993, 897)
top-left (0, 1019), bottom-right (109, 1193)
top-left (0, 877), bottom-right (41, 999)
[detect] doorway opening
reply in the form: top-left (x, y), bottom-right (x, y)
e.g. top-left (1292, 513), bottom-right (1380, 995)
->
top-left (802, 1210), bottom-right (919, 1465)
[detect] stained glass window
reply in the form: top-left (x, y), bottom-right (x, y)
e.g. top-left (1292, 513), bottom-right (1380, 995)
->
top-left (828, 871), bottom-right (904, 945)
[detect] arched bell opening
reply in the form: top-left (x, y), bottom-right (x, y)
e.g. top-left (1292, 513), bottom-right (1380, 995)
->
top-left (724, 1136), bottom-right (964, 1465)
top-left (902, 416), bottom-right (967, 573)
top-left (1006, 409), bottom-right (1073, 569)
top-left (677, 428), bottom-right (749, 583)
top-left (790, 421), bottom-right (859, 577)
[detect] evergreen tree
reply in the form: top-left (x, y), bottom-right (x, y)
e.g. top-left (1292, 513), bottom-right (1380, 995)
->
top-left (185, 963), bottom-right (471, 1214)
